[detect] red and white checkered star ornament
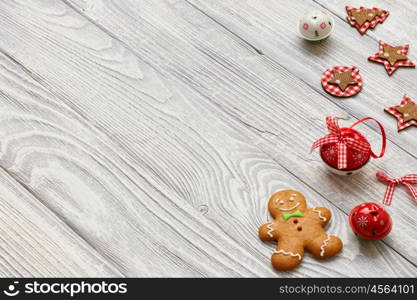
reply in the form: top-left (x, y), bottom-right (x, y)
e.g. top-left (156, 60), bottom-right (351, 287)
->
top-left (385, 95), bottom-right (417, 131)
top-left (368, 41), bottom-right (415, 76)
top-left (321, 66), bottom-right (363, 98)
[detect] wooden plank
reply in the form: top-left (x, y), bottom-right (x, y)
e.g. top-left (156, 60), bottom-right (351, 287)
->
top-left (59, 0), bottom-right (417, 271)
top-left (0, 63), bottom-right (412, 279)
top-left (0, 51), bottom-right (276, 277)
top-left (0, 0), bottom-right (414, 276)
top-left (0, 167), bottom-right (121, 277)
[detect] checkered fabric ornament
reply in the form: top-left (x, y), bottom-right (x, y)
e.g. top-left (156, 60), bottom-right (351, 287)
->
top-left (368, 41), bottom-right (415, 76)
top-left (311, 117), bottom-right (386, 171)
top-left (385, 95), bottom-right (417, 131)
top-left (321, 66), bottom-right (363, 98)
top-left (346, 6), bottom-right (389, 35)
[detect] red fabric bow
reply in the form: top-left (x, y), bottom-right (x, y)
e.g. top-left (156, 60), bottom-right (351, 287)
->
top-left (376, 171), bottom-right (417, 205)
top-left (310, 117), bottom-right (371, 169)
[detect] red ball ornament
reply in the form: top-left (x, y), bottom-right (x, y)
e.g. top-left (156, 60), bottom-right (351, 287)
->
top-left (349, 202), bottom-right (392, 240)
top-left (320, 127), bottom-right (370, 173)
top-left (311, 117), bottom-right (386, 176)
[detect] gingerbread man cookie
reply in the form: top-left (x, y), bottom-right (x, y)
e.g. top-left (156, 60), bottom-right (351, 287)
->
top-left (259, 190), bottom-right (343, 271)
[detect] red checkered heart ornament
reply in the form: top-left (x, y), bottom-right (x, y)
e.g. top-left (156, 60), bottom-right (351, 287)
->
top-left (311, 117), bottom-right (386, 175)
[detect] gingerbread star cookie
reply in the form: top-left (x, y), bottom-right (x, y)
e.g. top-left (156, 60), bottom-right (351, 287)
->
top-left (328, 69), bottom-right (358, 91)
top-left (385, 95), bottom-right (417, 131)
top-left (378, 45), bottom-right (409, 66)
top-left (368, 41), bottom-right (415, 76)
top-left (346, 6), bottom-right (389, 35)
top-left (321, 66), bottom-right (363, 97)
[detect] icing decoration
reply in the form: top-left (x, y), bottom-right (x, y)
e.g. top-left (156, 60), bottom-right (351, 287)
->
top-left (279, 202), bottom-right (300, 212)
top-left (282, 210), bottom-right (303, 221)
top-left (273, 249), bottom-right (302, 261)
top-left (266, 222), bottom-right (274, 238)
top-left (320, 234), bottom-right (331, 257)
top-left (312, 207), bottom-right (327, 222)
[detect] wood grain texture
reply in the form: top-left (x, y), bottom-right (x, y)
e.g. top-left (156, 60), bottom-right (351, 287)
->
top-left (0, 0), bottom-right (414, 277)
top-left (0, 49), bottom-right (279, 277)
top-left (60, 0), bottom-right (417, 272)
top-left (0, 167), bottom-right (121, 277)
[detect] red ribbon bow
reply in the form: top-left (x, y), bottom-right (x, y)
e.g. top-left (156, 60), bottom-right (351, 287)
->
top-left (310, 117), bottom-right (371, 169)
top-left (376, 171), bottom-right (417, 205)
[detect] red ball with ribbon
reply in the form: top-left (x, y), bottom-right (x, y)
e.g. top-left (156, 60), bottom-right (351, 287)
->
top-left (311, 117), bottom-right (386, 174)
top-left (347, 171), bottom-right (417, 240)
top-left (349, 202), bottom-right (392, 240)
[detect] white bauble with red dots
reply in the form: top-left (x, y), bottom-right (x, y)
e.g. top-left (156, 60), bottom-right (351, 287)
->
top-left (298, 10), bottom-right (334, 41)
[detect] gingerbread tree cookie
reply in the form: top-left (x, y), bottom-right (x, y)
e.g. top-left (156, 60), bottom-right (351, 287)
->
top-left (346, 6), bottom-right (389, 35)
top-left (259, 190), bottom-right (343, 271)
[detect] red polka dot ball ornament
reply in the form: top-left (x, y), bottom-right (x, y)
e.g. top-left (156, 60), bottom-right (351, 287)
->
top-left (349, 202), bottom-right (392, 240)
top-left (311, 117), bottom-right (387, 176)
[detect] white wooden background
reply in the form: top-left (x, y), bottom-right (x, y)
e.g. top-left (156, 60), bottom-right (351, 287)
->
top-left (0, 0), bottom-right (416, 277)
